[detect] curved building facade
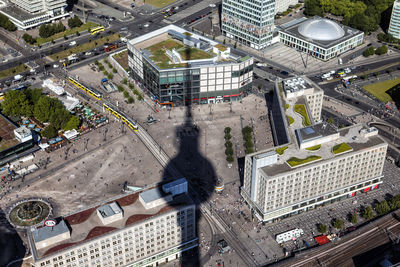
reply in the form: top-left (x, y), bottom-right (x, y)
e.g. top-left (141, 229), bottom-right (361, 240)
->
top-left (278, 16), bottom-right (364, 61)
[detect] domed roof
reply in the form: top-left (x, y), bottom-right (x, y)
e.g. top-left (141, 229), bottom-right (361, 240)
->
top-left (298, 18), bottom-right (345, 41)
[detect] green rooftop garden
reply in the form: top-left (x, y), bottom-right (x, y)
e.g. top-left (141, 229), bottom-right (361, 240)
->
top-left (294, 104), bottom-right (311, 126)
top-left (306, 144), bottom-right (321, 151)
top-left (332, 143), bottom-right (353, 154)
top-left (215, 44), bottom-right (227, 52)
top-left (146, 38), bottom-right (213, 69)
top-left (275, 146), bottom-right (288, 155)
top-left (287, 155), bottom-right (322, 167)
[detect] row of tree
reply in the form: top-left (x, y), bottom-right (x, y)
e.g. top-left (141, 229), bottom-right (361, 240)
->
top-left (242, 126), bottom-right (254, 154)
top-left (67, 16), bottom-right (83, 29)
top-left (0, 13), bottom-right (16, 31)
top-left (224, 127), bottom-right (234, 163)
top-left (362, 45), bottom-right (388, 57)
top-left (304, 0), bottom-right (395, 33)
top-left (39, 21), bottom-right (66, 38)
top-left (0, 89), bottom-right (80, 139)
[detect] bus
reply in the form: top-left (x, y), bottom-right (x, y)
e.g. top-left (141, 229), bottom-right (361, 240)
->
top-left (103, 102), bottom-right (138, 131)
top-left (68, 77), bottom-right (102, 100)
top-left (0, 92), bottom-right (4, 101)
top-left (90, 26), bottom-right (105, 35)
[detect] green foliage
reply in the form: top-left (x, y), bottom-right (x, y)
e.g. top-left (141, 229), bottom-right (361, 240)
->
top-left (287, 156), bottom-right (322, 167)
top-left (22, 33), bottom-right (36, 45)
top-left (117, 85), bottom-right (124, 92)
top-left (351, 213), bottom-right (358, 224)
top-left (42, 125), bottom-right (57, 139)
top-left (234, 41), bottom-right (237, 49)
top-left (362, 206), bottom-right (374, 220)
top-left (107, 73), bottom-right (113, 80)
top-left (122, 78), bottom-right (128, 85)
top-left (123, 91), bottom-right (130, 98)
top-left (378, 33), bottom-right (397, 44)
top-left (128, 83), bottom-right (134, 89)
top-left (68, 16), bottom-right (83, 29)
top-left (333, 219), bottom-right (344, 229)
top-left (288, 116), bottom-right (294, 125)
top-left (245, 147), bottom-right (254, 154)
top-left (103, 59), bottom-right (109, 64)
top-left (39, 22), bottom-right (65, 38)
top-left (225, 147), bottom-right (234, 156)
top-left (1, 90), bottom-right (33, 117)
top-left (375, 200), bottom-right (390, 216)
top-left (375, 45), bottom-right (388, 55)
top-left (389, 194), bottom-right (400, 210)
top-left (224, 127), bottom-right (231, 134)
top-left (244, 139), bottom-right (254, 149)
top-left (318, 224), bottom-right (327, 234)
top-left (225, 141), bottom-right (233, 148)
top-left (306, 144), bottom-right (321, 151)
top-left (275, 146), bottom-right (288, 155)
top-left (327, 117), bottom-right (334, 124)
top-left (226, 155), bottom-right (234, 163)
top-left (242, 126), bottom-right (253, 135)
top-left (112, 67), bottom-right (117, 73)
top-left (127, 96), bottom-right (134, 104)
top-left (137, 94), bottom-right (143, 101)
top-left (224, 133), bottom-right (232, 140)
top-left (64, 115), bottom-right (81, 130)
top-left (99, 65), bottom-right (105, 71)
top-left (0, 13), bottom-right (17, 31)
top-left (294, 104), bottom-right (311, 126)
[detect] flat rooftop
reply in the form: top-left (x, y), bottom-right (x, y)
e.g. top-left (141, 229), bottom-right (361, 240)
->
top-left (0, 113), bottom-right (19, 151)
top-left (261, 124), bottom-right (386, 177)
top-left (30, 186), bottom-right (193, 261)
top-left (0, 4), bottom-right (48, 21)
top-left (296, 123), bottom-right (337, 143)
top-left (279, 16), bottom-right (363, 49)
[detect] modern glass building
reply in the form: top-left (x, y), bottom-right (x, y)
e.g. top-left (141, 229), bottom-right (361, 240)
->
top-left (278, 16), bottom-right (364, 61)
top-left (221, 0), bottom-right (275, 50)
top-left (389, 0), bottom-right (400, 39)
top-left (128, 25), bottom-right (253, 106)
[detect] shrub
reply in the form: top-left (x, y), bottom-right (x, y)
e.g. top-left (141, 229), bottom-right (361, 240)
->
top-left (122, 77), bottom-right (128, 84)
top-left (128, 83), bottom-right (134, 89)
top-left (123, 91), bottom-right (129, 98)
top-left (351, 213), bottom-right (358, 224)
top-left (128, 96), bottom-right (134, 104)
top-left (224, 127), bottom-right (231, 134)
top-left (224, 133), bottom-right (232, 140)
top-left (362, 206), bottom-right (374, 220)
top-left (318, 224), bottom-right (327, 234)
top-left (363, 46), bottom-right (375, 57)
top-left (107, 73), bottom-right (113, 80)
top-left (117, 85), bottom-right (124, 92)
top-left (225, 141), bottom-right (233, 148)
top-left (333, 219), bottom-right (344, 229)
top-left (22, 33), bottom-right (36, 45)
top-left (375, 45), bottom-right (388, 55)
top-left (112, 67), bottom-right (117, 73)
top-left (375, 200), bottom-right (390, 216)
top-left (226, 155), bottom-right (234, 163)
top-left (225, 147), bottom-right (233, 156)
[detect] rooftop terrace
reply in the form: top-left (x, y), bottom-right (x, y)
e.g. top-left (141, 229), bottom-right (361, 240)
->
top-left (0, 113), bottom-right (19, 151)
top-left (30, 186), bottom-right (193, 260)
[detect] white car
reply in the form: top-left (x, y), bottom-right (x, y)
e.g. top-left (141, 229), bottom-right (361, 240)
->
top-left (209, 4), bottom-right (216, 7)
top-left (69, 41), bottom-right (77, 46)
top-left (53, 64), bottom-right (59, 68)
top-left (143, 23), bottom-right (149, 27)
top-left (344, 68), bottom-right (351, 74)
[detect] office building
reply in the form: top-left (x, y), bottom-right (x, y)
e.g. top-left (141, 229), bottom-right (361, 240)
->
top-left (275, 0), bottom-right (298, 15)
top-left (389, 0), bottom-right (400, 39)
top-left (128, 25), bottom-right (253, 106)
top-left (221, 0), bottom-right (275, 49)
top-left (278, 16), bottom-right (364, 61)
top-left (28, 178), bottom-right (198, 267)
top-left (241, 78), bottom-right (387, 222)
top-left (0, 0), bottom-right (68, 30)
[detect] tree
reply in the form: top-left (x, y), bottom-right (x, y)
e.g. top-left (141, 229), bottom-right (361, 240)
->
top-left (128, 96), bottom-right (134, 104)
top-left (234, 41), bottom-right (237, 49)
top-left (327, 117), bottom-right (334, 124)
top-left (68, 16), bottom-right (83, 29)
top-left (42, 125), bottom-right (57, 139)
top-left (223, 39), bottom-right (226, 44)
top-left (117, 85), bottom-right (124, 92)
top-left (375, 200), bottom-right (390, 216)
top-left (318, 224), bottom-right (327, 234)
top-left (112, 67), bottom-right (117, 73)
top-left (122, 78), bottom-right (128, 84)
top-left (226, 155), bottom-right (234, 163)
top-left (363, 46), bottom-right (375, 57)
top-left (225, 141), bottom-right (233, 148)
top-left (107, 73), bottom-right (113, 80)
top-left (375, 45), bottom-right (388, 55)
top-left (224, 127), bottom-right (231, 134)
top-left (351, 213), bottom-right (358, 224)
top-left (387, 68), bottom-right (393, 74)
top-left (0, 13), bottom-right (17, 31)
top-left (64, 115), bottom-right (81, 130)
top-left (362, 206), bottom-right (374, 220)
top-left (224, 133), bottom-right (232, 140)
top-left (225, 147), bottom-right (233, 156)
top-left (304, 0), bottom-right (324, 17)
top-left (389, 194), bottom-right (400, 210)
top-left (22, 33), bottom-right (36, 45)
top-left (1, 90), bottom-right (32, 117)
top-left (123, 91), bottom-right (130, 98)
top-left (333, 219), bottom-right (344, 229)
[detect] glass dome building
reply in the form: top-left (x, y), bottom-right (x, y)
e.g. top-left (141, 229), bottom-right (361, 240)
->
top-left (278, 16), bottom-right (364, 61)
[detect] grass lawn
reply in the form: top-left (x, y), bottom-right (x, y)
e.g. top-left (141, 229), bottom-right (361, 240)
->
top-left (112, 50), bottom-right (128, 71)
top-left (178, 47), bottom-right (214, 60)
top-left (36, 22), bottom-right (99, 46)
top-left (294, 104), bottom-right (311, 126)
top-left (362, 78), bottom-right (400, 103)
top-left (144, 0), bottom-right (177, 8)
top-left (306, 144), bottom-right (321, 151)
top-left (288, 116), bottom-right (294, 125)
top-left (50, 33), bottom-right (120, 60)
top-left (285, 104), bottom-right (289, 110)
top-left (332, 143), bottom-right (352, 154)
top-left (287, 155), bottom-right (322, 167)
top-left (0, 64), bottom-right (28, 79)
top-left (275, 146), bottom-right (288, 155)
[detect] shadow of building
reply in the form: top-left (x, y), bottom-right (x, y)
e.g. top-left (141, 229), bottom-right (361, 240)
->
top-left (0, 208), bottom-right (25, 267)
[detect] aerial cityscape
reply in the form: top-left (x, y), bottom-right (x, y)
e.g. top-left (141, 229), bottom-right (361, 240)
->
top-left (0, 0), bottom-right (399, 266)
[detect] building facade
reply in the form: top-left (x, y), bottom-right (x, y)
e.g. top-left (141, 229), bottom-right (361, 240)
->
top-left (278, 17), bottom-right (364, 61)
top-left (28, 179), bottom-right (197, 267)
top-left (0, 0), bottom-right (67, 30)
top-left (241, 78), bottom-right (387, 222)
top-left (221, 0), bottom-right (275, 50)
top-left (275, 0), bottom-right (298, 15)
top-left (128, 25), bottom-right (253, 106)
top-left (389, 0), bottom-right (400, 39)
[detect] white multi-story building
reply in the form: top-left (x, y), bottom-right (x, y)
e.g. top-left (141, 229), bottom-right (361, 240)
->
top-left (389, 0), bottom-right (400, 39)
top-left (0, 0), bottom-right (68, 30)
top-left (241, 78), bottom-right (387, 222)
top-left (128, 25), bottom-right (253, 106)
top-left (278, 16), bottom-right (364, 61)
top-left (221, 0), bottom-right (275, 50)
top-left (28, 178), bottom-right (197, 267)
top-left (275, 0), bottom-right (298, 15)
